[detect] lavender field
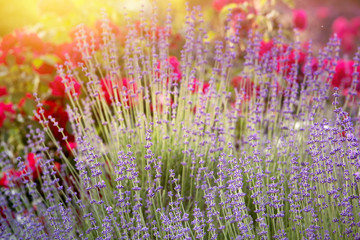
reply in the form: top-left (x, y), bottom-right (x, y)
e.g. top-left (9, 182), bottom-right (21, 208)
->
top-left (0, 0), bottom-right (360, 239)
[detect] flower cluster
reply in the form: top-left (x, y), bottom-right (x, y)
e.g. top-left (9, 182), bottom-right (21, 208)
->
top-left (293, 9), bottom-right (307, 31)
top-left (332, 16), bottom-right (360, 53)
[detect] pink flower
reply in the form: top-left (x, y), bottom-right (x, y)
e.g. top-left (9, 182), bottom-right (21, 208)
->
top-left (293, 9), bottom-right (307, 31)
top-left (331, 60), bottom-right (360, 95)
top-left (100, 77), bottom-right (114, 105)
top-left (0, 48), bottom-right (25, 66)
top-left (332, 17), bottom-right (350, 38)
top-left (0, 153), bottom-right (41, 188)
top-left (0, 31), bottom-right (52, 67)
top-left (26, 153), bottom-right (42, 179)
top-left (259, 40), bottom-right (274, 58)
top-left (66, 142), bottom-right (77, 152)
top-left (69, 25), bottom-right (101, 52)
top-left (341, 33), bottom-right (355, 53)
top-left (0, 87), bottom-right (7, 97)
top-left (188, 79), bottom-right (210, 94)
top-left (121, 78), bottom-right (138, 107)
top-left (54, 42), bottom-right (83, 66)
top-left (351, 16), bottom-right (360, 37)
top-left (17, 93), bottom-right (33, 114)
top-left (0, 170), bottom-right (21, 188)
top-left (332, 16), bottom-right (360, 53)
top-left (231, 76), bottom-right (256, 100)
top-left (49, 75), bottom-right (81, 97)
top-left (35, 100), bottom-right (75, 145)
top-left (0, 174), bottom-right (8, 188)
top-left (150, 94), bottom-right (174, 114)
top-left (0, 102), bottom-right (14, 127)
top-left (157, 56), bottom-right (182, 84)
top-left (100, 77), bottom-right (137, 106)
top-left (167, 56), bottom-right (182, 83)
top-left (301, 58), bottom-right (319, 75)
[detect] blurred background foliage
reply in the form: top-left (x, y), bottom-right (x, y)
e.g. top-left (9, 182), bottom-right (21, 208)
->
top-left (0, 0), bottom-right (212, 43)
top-left (1, 0), bottom-right (359, 45)
top-left (0, 0), bottom-right (296, 40)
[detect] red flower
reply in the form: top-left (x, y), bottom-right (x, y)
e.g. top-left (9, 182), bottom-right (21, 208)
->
top-left (0, 102), bottom-right (14, 127)
top-left (332, 17), bottom-right (359, 53)
top-left (231, 76), bottom-right (257, 100)
top-left (332, 60), bottom-right (353, 89)
top-left (157, 56), bottom-right (182, 84)
top-left (231, 76), bottom-right (248, 88)
top-left (0, 31), bottom-right (50, 66)
top-left (0, 51), bottom-right (5, 65)
top-left (35, 100), bottom-right (75, 144)
top-left (331, 60), bottom-right (360, 95)
top-left (167, 56), bottom-right (182, 83)
top-left (259, 40), bottom-right (274, 59)
top-left (0, 48), bottom-right (25, 66)
top-left (332, 17), bottom-right (350, 38)
top-left (37, 100), bottom-right (68, 127)
top-left (100, 77), bottom-right (114, 105)
top-left (0, 174), bottom-right (8, 188)
top-left (54, 162), bottom-right (61, 172)
top-left (301, 57), bottom-right (319, 75)
top-left (100, 77), bottom-right (137, 106)
top-left (17, 93), bottom-right (33, 113)
top-left (274, 44), bottom-right (307, 81)
top-left (0, 87), bottom-right (7, 97)
top-left (26, 153), bottom-right (41, 179)
top-left (258, 40), bottom-right (309, 82)
top-left (0, 33), bottom-right (18, 50)
top-left (150, 94), bottom-right (174, 114)
top-left (121, 78), bottom-right (138, 106)
top-left (20, 33), bottom-right (48, 56)
top-left (13, 48), bottom-right (26, 65)
top-left (188, 79), bottom-right (210, 94)
top-left (33, 61), bottom-right (56, 75)
top-left (66, 142), bottom-right (77, 152)
top-left (287, 49), bottom-right (307, 71)
top-left (0, 169), bottom-right (21, 188)
top-left (293, 9), bottom-right (307, 31)
top-left (69, 25), bottom-right (101, 53)
top-left (54, 42), bottom-right (83, 65)
top-left (49, 75), bottom-right (81, 97)
top-left (0, 153), bottom-right (61, 189)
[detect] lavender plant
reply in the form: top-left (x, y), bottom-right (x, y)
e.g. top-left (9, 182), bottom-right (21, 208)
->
top-left (1, 4), bottom-right (360, 240)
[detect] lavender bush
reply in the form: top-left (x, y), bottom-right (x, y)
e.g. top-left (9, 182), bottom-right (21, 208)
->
top-left (1, 4), bottom-right (360, 240)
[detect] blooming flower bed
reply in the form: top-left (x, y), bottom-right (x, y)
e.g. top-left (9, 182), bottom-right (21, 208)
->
top-left (0, 2), bottom-right (360, 239)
